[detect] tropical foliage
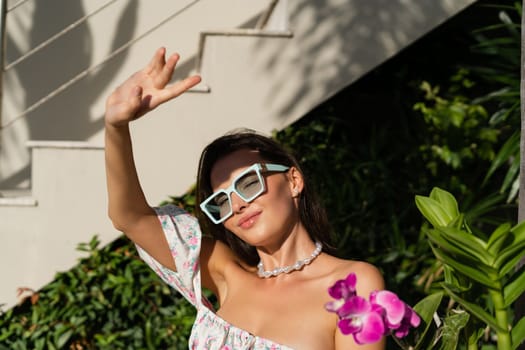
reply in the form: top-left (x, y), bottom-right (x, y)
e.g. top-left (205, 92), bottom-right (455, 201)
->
top-left (0, 236), bottom-right (195, 349)
top-left (414, 188), bottom-right (525, 349)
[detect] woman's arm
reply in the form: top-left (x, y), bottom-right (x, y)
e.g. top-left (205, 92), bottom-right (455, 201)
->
top-left (335, 262), bottom-right (386, 350)
top-left (105, 47), bottom-right (201, 270)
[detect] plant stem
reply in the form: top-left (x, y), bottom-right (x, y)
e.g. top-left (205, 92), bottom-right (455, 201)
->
top-left (467, 341), bottom-right (479, 350)
top-left (489, 289), bottom-right (512, 349)
top-left (465, 321), bottom-right (479, 350)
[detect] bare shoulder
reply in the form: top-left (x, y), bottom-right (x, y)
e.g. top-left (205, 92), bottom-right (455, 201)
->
top-left (201, 237), bottom-right (243, 275)
top-left (321, 254), bottom-right (385, 296)
top-left (200, 237), bottom-right (250, 296)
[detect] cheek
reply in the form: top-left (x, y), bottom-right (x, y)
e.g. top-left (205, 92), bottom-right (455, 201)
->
top-left (266, 180), bottom-right (296, 214)
top-left (273, 195), bottom-right (297, 218)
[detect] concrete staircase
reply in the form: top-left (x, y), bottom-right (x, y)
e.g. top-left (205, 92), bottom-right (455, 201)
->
top-left (0, 0), bottom-right (475, 309)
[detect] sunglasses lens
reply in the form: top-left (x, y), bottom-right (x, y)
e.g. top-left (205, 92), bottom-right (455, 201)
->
top-left (235, 170), bottom-right (263, 201)
top-left (203, 169), bottom-right (264, 223)
top-left (203, 191), bottom-right (230, 222)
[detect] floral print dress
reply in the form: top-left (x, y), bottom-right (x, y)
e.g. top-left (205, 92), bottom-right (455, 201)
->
top-left (135, 205), bottom-right (294, 350)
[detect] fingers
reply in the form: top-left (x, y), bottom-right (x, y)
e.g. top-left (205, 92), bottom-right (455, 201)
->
top-left (121, 48), bottom-right (200, 114)
top-left (156, 52), bottom-right (180, 87)
top-left (183, 75), bottom-right (202, 90)
top-left (146, 47), bottom-right (166, 74)
top-left (146, 48), bottom-right (182, 89)
top-left (161, 75), bottom-right (202, 101)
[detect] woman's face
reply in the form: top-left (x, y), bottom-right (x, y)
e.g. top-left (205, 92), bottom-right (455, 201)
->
top-left (209, 149), bottom-right (302, 247)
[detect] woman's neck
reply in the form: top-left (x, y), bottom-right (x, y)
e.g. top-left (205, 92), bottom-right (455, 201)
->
top-left (255, 228), bottom-right (320, 276)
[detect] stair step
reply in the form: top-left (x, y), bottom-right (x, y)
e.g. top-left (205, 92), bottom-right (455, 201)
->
top-left (0, 189), bottom-right (37, 206)
top-left (188, 84), bottom-right (211, 93)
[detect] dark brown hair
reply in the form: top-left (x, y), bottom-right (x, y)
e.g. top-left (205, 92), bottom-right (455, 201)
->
top-left (196, 129), bottom-right (333, 266)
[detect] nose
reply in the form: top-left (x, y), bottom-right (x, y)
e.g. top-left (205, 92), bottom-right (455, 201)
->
top-left (230, 192), bottom-right (248, 213)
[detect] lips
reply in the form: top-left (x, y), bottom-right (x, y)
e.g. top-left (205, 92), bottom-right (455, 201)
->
top-left (237, 211), bottom-right (261, 229)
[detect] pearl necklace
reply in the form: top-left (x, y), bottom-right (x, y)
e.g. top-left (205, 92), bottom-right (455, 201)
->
top-left (257, 241), bottom-right (323, 278)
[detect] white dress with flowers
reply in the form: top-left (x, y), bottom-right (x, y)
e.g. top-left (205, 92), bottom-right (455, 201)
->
top-left (136, 205), bottom-right (294, 350)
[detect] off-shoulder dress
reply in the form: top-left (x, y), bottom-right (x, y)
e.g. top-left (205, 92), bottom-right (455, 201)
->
top-left (136, 205), bottom-right (294, 350)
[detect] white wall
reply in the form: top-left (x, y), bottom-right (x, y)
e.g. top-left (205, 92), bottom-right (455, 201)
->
top-left (0, 0), bottom-right (475, 310)
top-left (0, 0), bottom-right (270, 190)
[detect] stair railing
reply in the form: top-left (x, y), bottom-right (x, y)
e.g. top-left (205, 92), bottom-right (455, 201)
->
top-left (0, 0), bottom-right (282, 129)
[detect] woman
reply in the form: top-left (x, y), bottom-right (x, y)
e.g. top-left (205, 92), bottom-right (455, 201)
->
top-left (105, 47), bottom-right (385, 349)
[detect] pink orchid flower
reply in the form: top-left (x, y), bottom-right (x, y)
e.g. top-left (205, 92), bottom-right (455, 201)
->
top-left (370, 290), bottom-right (421, 336)
top-left (393, 304), bottom-right (421, 338)
top-left (370, 290), bottom-right (406, 329)
top-left (325, 273), bottom-right (421, 344)
top-left (325, 273), bottom-right (357, 317)
top-left (337, 295), bottom-right (386, 344)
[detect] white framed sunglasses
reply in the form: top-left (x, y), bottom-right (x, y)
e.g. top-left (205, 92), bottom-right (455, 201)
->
top-left (200, 163), bottom-right (290, 224)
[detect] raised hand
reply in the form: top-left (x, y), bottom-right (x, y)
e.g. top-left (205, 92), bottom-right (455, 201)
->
top-left (105, 47), bottom-right (201, 127)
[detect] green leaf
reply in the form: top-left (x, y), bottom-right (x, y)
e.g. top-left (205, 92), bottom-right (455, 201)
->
top-left (503, 269), bottom-right (525, 307)
top-left (511, 221), bottom-right (525, 241)
top-left (464, 192), bottom-right (506, 223)
top-left (431, 226), bottom-right (490, 265)
top-left (441, 284), bottom-right (504, 332)
top-left (412, 292), bottom-right (443, 350)
top-left (506, 176), bottom-right (520, 204)
top-left (500, 157), bottom-right (519, 194)
top-left (447, 214), bottom-right (466, 230)
top-left (429, 188), bottom-right (460, 217)
top-left (512, 316), bottom-right (525, 350)
top-left (487, 223), bottom-right (512, 255)
top-left (46, 340), bottom-right (57, 350)
top-left (56, 329), bottom-right (73, 348)
top-left (413, 292), bottom-right (443, 326)
top-left (426, 229), bottom-right (493, 269)
top-left (495, 240), bottom-right (525, 274)
top-left (484, 131), bottom-right (520, 184)
top-left (430, 244), bottom-right (498, 288)
top-left (439, 309), bottom-right (470, 350)
top-left (415, 196), bottom-right (454, 227)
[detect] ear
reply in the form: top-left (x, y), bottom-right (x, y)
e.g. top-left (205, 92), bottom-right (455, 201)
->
top-left (287, 167), bottom-right (304, 197)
